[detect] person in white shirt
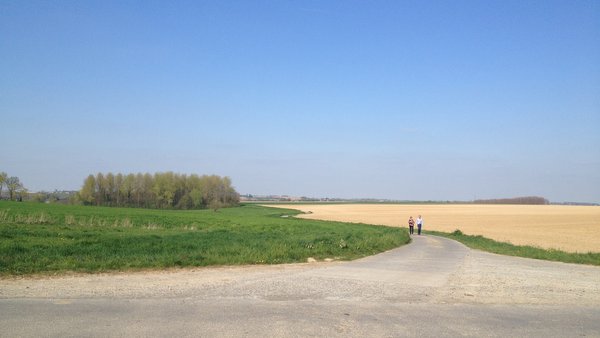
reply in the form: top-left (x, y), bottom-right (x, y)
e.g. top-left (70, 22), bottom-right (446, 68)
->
top-left (416, 215), bottom-right (423, 235)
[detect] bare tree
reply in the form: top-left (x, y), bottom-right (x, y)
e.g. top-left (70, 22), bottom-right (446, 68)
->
top-left (6, 176), bottom-right (22, 201)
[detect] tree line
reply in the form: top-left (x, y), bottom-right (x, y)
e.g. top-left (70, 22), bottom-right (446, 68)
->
top-left (77, 172), bottom-right (240, 210)
top-left (0, 172), bottom-right (27, 201)
top-left (474, 196), bottom-right (549, 205)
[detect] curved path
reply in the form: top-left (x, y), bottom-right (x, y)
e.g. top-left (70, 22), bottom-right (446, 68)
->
top-left (1, 235), bottom-right (599, 337)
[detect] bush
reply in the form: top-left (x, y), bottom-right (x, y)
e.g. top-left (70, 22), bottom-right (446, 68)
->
top-left (451, 229), bottom-right (463, 236)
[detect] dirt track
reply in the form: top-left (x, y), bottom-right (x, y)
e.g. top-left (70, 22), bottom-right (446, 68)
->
top-left (1, 236), bottom-right (598, 305)
top-left (1, 235), bottom-right (599, 337)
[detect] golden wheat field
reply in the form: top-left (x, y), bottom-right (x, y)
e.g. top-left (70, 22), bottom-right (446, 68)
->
top-left (270, 204), bottom-right (600, 253)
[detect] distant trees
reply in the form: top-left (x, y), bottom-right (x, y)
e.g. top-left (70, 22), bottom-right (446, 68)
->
top-left (31, 190), bottom-right (78, 204)
top-left (76, 172), bottom-right (240, 210)
top-left (474, 196), bottom-right (549, 205)
top-left (1, 174), bottom-right (26, 201)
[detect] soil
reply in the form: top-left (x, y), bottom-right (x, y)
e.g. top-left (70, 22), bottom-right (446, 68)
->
top-left (2, 235), bottom-right (598, 306)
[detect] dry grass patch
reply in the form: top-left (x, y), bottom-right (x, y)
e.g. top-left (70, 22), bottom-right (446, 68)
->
top-left (269, 204), bottom-right (600, 253)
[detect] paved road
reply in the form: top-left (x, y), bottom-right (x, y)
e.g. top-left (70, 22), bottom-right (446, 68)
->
top-left (2, 235), bottom-right (599, 337)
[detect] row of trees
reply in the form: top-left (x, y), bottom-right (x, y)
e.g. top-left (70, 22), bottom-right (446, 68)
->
top-left (0, 172), bottom-right (27, 201)
top-left (474, 196), bottom-right (549, 205)
top-left (77, 172), bottom-right (240, 210)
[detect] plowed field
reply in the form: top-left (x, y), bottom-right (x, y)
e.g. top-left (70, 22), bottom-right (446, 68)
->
top-left (269, 204), bottom-right (600, 253)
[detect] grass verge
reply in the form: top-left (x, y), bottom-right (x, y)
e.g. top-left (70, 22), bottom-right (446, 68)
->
top-left (0, 201), bottom-right (410, 276)
top-left (426, 229), bottom-right (600, 266)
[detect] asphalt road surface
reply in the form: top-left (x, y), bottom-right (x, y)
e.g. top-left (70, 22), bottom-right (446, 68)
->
top-left (2, 235), bottom-right (599, 337)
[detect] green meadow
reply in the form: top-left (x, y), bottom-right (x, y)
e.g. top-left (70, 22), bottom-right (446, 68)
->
top-left (0, 201), bottom-right (409, 276)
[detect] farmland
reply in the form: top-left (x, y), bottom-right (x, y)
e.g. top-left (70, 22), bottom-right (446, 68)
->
top-left (0, 201), bottom-right (408, 275)
top-left (270, 204), bottom-right (600, 253)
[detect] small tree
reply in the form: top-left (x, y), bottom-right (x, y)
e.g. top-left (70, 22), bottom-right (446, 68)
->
top-left (6, 176), bottom-right (22, 201)
top-left (209, 199), bottom-right (224, 212)
top-left (16, 187), bottom-right (28, 202)
top-left (0, 172), bottom-right (7, 199)
top-left (79, 175), bottom-right (96, 205)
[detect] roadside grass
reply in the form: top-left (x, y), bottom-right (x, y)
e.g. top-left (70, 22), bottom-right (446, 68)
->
top-left (426, 229), bottom-right (600, 266)
top-left (0, 201), bottom-right (410, 276)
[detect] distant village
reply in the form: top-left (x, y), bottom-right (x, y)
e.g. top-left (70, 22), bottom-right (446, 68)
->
top-left (240, 194), bottom-right (350, 203)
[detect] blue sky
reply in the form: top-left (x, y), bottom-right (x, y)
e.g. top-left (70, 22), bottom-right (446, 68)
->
top-left (1, 0), bottom-right (599, 202)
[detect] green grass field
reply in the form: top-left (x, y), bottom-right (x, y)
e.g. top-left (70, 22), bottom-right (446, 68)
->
top-left (0, 201), bottom-right (409, 276)
top-left (426, 230), bottom-right (600, 266)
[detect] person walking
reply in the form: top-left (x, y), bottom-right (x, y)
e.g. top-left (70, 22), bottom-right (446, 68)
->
top-left (408, 216), bottom-right (415, 235)
top-left (416, 215), bottom-right (423, 235)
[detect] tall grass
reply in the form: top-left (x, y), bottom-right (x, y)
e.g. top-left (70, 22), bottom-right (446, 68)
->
top-left (427, 229), bottom-right (600, 266)
top-left (0, 201), bottom-right (410, 276)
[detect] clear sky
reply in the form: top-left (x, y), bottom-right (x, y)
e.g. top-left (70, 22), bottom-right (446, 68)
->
top-left (1, 0), bottom-right (599, 203)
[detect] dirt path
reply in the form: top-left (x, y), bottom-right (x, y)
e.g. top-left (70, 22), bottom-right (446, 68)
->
top-left (1, 235), bottom-right (599, 337)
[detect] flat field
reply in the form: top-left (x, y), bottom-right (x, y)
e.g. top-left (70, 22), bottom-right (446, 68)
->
top-left (0, 201), bottom-right (408, 275)
top-left (270, 204), bottom-right (600, 253)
